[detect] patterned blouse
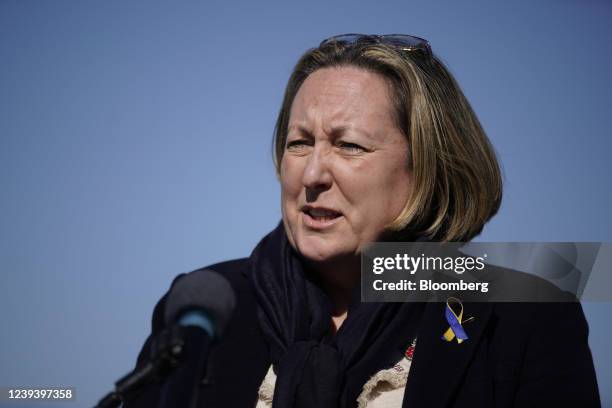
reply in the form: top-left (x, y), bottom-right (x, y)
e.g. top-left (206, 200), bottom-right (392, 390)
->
top-left (255, 339), bottom-right (417, 408)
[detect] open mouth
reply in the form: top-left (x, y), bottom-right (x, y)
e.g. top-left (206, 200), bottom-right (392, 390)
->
top-left (303, 207), bottom-right (342, 224)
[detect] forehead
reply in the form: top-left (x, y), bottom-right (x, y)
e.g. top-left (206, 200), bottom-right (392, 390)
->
top-left (289, 66), bottom-right (396, 130)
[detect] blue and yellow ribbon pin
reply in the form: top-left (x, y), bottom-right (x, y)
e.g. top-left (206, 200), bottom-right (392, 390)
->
top-left (441, 297), bottom-right (473, 344)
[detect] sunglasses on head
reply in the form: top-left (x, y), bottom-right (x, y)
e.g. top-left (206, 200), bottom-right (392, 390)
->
top-left (320, 33), bottom-right (432, 55)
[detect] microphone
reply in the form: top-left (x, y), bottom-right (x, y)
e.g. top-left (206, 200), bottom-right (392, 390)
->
top-left (94, 269), bottom-right (236, 408)
top-left (164, 268), bottom-right (236, 339)
top-left (158, 269), bottom-right (236, 408)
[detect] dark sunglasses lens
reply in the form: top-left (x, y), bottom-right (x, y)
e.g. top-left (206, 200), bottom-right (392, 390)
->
top-left (321, 34), bottom-right (364, 46)
top-left (382, 35), bottom-right (428, 50)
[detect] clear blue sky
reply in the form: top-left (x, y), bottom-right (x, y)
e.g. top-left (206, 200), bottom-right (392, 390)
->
top-left (1, 1), bottom-right (611, 406)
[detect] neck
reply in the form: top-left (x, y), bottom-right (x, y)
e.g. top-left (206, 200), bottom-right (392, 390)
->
top-left (304, 255), bottom-right (360, 333)
top-left (325, 283), bottom-right (352, 334)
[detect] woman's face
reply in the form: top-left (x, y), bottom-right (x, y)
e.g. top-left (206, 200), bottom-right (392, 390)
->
top-left (280, 66), bottom-right (412, 265)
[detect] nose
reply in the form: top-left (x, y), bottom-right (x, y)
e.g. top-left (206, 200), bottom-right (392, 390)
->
top-left (301, 144), bottom-right (333, 193)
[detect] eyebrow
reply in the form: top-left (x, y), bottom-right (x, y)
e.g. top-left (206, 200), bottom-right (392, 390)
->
top-left (287, 123), bottom-right (375, 141)
top-left (287, 124), bottom-right (314, 138)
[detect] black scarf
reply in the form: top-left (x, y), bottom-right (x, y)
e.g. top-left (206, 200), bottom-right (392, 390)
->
top-left (248, 222), bottom-right (424, 407)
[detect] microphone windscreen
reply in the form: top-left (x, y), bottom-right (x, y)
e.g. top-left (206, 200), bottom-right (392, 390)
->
top-left (164, 269), bottom-right (236, 338)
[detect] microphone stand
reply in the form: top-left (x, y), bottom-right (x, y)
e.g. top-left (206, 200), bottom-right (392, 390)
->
top-left (94, 325), bottom-right (209, 408)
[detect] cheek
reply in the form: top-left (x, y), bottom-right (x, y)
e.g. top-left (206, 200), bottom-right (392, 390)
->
top-left (280, 160), bottom-right (293, 191)
top-left (339, 158), bottom-right (411, 218)
top-left (280, 159), bottom-right (303, 208)
top-left (380, 167), bottom-right (412, 219)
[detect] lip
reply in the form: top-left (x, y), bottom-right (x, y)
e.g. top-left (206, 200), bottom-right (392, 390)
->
top-left (301, 206), bottom-right (343, 230)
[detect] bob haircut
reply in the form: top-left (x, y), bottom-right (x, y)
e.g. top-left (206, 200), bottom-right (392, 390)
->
top-left (272, 38), bottom-right (503, 242)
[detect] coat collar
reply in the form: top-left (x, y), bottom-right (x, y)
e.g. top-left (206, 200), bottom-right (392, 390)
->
top-left (402, 301), bottom-right (494, 407)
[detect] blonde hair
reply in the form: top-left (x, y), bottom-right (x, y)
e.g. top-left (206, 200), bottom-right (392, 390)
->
top-left (273, 40), bottom-right (502, 242)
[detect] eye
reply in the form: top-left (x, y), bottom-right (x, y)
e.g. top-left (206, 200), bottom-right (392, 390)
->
top-left (338, 141), bottom-right (366, 153)
top-left (286, 139), bottom-right (312, 151)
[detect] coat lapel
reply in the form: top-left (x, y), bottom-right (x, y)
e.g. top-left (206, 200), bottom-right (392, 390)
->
top-left (402, 301), bottom-right (494, 407)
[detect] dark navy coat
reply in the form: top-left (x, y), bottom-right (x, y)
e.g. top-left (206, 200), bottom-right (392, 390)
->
top-left (123, 258), bottom-right (600, 408)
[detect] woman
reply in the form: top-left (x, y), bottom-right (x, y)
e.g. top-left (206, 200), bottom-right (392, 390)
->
top-left (125, 34), bottom-right (600, 407)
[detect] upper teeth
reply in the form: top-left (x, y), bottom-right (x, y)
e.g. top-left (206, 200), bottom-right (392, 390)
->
top-left (309, 208), bottom-right (338, 217)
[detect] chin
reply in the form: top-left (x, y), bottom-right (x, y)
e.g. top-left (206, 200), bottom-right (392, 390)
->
top-left (295, 236), bottom-right (350, 264)
top-left (296, 242), bottom-right (336, 263)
